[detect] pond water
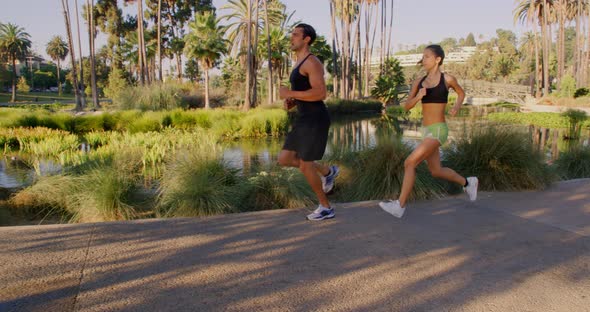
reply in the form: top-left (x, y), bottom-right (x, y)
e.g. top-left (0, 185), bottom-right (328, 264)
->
top-left (1, 115), bottom-right (588, 189)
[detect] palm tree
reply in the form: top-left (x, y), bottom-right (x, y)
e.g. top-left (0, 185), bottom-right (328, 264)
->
top-left (74, 0), bottom-right (87, 107)
top-left (60, 0), bottom-right (83, 110)
top-left (520, 31), bottom-right (537, 93)
top-left (263, 0), bottom-right (272, 105)
top-left (0, 23), bottom-right (32, 102)
top-left (185, 11), bottom-right (227, 109)
top-left (220, 0), bottom-right (255, 108)
top-left (514, 0), bottom-right (554, 96)
top-left (86, 0), bottom-right (99, 108)
top-left (124, 0), bottom-right (148, 84)
top-left (363, 0), bottom-right (379, 97)
top-left (259, 26), bottom-right (289, 101)
top-left (329, 0), bottom-right (340, 97)
top-left (221, 0), bottom-right (286, 108)
top-left (571, 0), bottom-right (589, 86)
top-left (156, 0), bottom-right (162, 81)
top-left (46, 36), bottom-right (69, 96)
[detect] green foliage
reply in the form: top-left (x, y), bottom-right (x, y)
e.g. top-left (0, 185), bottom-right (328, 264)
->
top-left (332, 138), bottom-right (447, 201)
top-left (310, 35), bottom-right (332, 64)
top-left (561, 109), bottom-right (588, 140)
top-left (554, 145), bottom-right (590, 179)
top-left (104, 66), bottom-right (128, 100)
top-left (559, 75), bottom-right (576, 98)
top-left (443, 126), bottom-right (554, 191)
top-left (157, 145), bottom-right (244, 217)
top-left (464, 33), bottom-right (476, 46)
top-left (487, 112), bottom-right (590, 130)
top-left (112, 82), bottom-right (188, 111)
top-left (242, 166), bottom-right (315, 211)
top-left (16, 76), bottom-right (29, 93)
top-left (574, 88), bottom-right (589, 98)
top-left (371, 57), bottom-right (405, 105)
top-left (11, 152), bottom-right (143, 222)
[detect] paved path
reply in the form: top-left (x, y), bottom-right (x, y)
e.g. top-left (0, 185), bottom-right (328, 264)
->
top-left (1, 180), bottom-right (589, 312)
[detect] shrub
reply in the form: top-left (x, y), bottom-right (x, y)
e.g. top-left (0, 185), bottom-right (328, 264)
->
top-left (553, 145), bottom-right (590, 179)
top-left (443, 126), bottom-right (554, 191)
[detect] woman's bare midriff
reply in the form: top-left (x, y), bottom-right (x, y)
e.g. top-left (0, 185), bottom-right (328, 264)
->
top-left (422, 103), bottom-right (446, 126)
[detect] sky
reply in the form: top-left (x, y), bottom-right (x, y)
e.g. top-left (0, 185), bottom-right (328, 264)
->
top-left (0, 0), bottom-right (526, 65)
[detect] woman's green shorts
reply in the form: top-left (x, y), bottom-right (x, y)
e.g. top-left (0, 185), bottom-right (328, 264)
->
top-left (422, 122), bottom-right (449, 145)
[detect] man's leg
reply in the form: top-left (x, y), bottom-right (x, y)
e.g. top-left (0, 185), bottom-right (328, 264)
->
top-left (278, 150), bottom-right (330, 176)
top-left (299, 160), bottom-right (330, 208)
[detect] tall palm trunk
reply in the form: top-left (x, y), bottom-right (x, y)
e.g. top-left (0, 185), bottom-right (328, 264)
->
top-left (204, 65), bottom-right (210, 109)
top-left (356, 3), bottom-right (362, 99)
top-left (584, 0), bottom-right (590, 86)
top-left (157, 0), bottom-right (162, 81)
top-left (380, 0), bottom-right (385, 71)
top-left (542, 0), bottom-right (550, 96)
top-left (363, 1), bottom-right (371, 97)
top-left (557, 0), bottom-right (565, 88)
top-left (574, 0), bottom-right (582, 85)
top-left (263, 0), bottom-right (272, 104)
top-left (252, 0), bottom-right (259, 107)
top-left (10, 58), bottom-right (16, 102)
top-left (330, 0), bottom-right (339, 97)
top-left (343, 0), bottom-right (351, 99)
top-left (141, 0), bottom-right (149, 84)
top-left (386, 0), bottom-right (394, 59)
top-left (137, 0), bottom-right (145, 84)
top-left (74, 0), bottom-right (87, 107)
top-left (61, 0), bottom-right (82, 110)
top-left (368, 2), bottom-right (379, 96)
top-left (340, 0), bottom-right (346, 99)
top-left (534, 25), bottom-right (541, 97)
top-left (57, 58), bottom-right (62, 96)
top-left (244, 0), bottom-right (252, 110)
top-left (87, 0), bottom-right (99, 108)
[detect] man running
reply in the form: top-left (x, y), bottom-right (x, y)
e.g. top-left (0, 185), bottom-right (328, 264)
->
top-left (278, 23), bottom-right (339, 221)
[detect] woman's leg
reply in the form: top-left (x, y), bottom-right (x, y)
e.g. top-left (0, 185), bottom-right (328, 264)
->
top-left (425, 147), bottom-right (467, 185)
top-left (398, 139), bottom-right (441, 207)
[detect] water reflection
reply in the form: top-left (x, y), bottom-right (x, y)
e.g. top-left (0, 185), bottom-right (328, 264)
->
top-left (222, 116), bottom-right (590, 173)
top-left (1, 117), bottom-right (589, 188)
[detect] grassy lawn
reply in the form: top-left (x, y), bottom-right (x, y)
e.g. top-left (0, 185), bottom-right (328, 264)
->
top-left (0, 92), bottom-right (75, 103)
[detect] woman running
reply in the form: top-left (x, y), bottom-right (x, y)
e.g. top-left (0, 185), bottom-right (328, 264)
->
top-left (379, 44), bottom-right (478, 218)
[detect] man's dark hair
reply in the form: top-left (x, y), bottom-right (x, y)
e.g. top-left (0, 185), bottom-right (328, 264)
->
top-left (295, 23), bottom-right (317, 45)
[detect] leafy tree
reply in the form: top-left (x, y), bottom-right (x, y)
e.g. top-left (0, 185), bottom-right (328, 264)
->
top-left (0, 23), bottom-right (31, 101)
top-left (371, 57), bottom-right (405, 107)
top-left (17, 76), bottom-right (29, 93)
top-left (46, 35), bottom-right (68, 95)
top-left (465, 33), bottom-right (476, 46)
top-left (184, 11), bottom-right (227, 109)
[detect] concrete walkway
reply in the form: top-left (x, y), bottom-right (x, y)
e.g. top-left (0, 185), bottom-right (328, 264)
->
top-left (1, 180), bottom-right (589, 312)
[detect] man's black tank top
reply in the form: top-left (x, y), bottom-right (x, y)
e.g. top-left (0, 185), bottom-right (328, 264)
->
top-left (419, 73), bottom-right (449, 104)
top-left (289, 54), bottom-right (328, 117)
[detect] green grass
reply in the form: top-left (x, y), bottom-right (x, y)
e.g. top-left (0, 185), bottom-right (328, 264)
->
top-left (0, 92), bottom-right (75, 103)
top-left (0, 108), bottom-right (290, 137)
top-left (242, 166), bottom-right (315, 211)
top-left (553, 145), bottom-right (590, 179)
top-left (10, 150), bottom-right (145, 223)
top-left (443, 126), bottom-right (555, 191)
top-left (156, 144), bottom-right (245, 217)
top-left (327, 137), bottom-right (447, 202)
top-left (487, 112), bottom-right (590, 130)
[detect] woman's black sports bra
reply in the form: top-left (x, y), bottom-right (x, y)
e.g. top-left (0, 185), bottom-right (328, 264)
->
top-left (419, 73), bottom-right (449, 104)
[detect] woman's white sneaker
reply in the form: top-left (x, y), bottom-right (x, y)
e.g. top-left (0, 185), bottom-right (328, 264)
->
top-left (379, 200), bottom-right (405, 218)
top-left (464, 177), bottom-right (479, 201)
